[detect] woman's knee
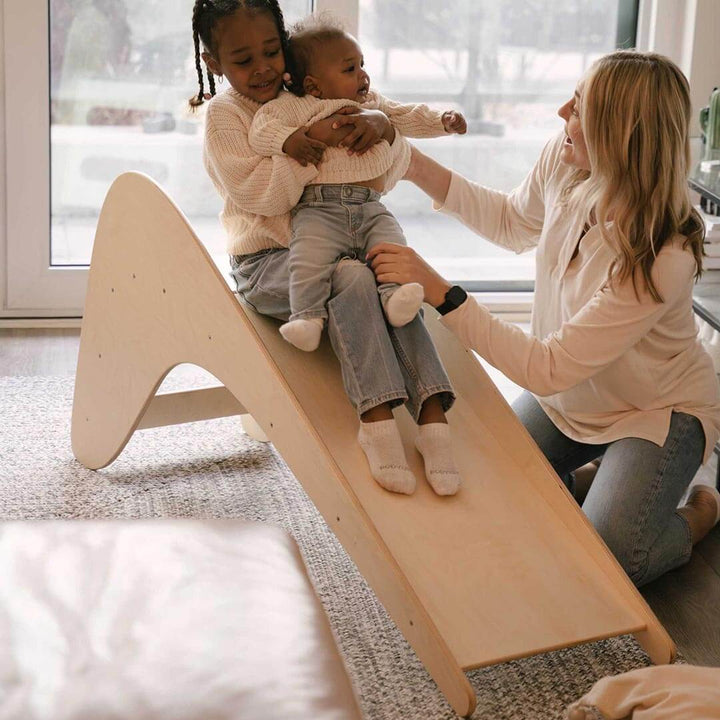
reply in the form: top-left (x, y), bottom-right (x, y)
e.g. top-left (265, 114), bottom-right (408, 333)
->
top-left (588, 511), bottom-right (648, 584)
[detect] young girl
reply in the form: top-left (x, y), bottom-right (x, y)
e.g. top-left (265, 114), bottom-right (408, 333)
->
top-left (190, 0), bottom-right (461, 497)
top-left (247, 15), bottom-right (467, 352)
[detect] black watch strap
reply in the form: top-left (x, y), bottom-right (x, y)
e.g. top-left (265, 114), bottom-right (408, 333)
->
top-left (435, 285), bottom-right (468, 315)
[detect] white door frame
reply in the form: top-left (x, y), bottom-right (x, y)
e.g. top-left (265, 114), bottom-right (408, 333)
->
top-left (2, 0), bottom-right (87, 317)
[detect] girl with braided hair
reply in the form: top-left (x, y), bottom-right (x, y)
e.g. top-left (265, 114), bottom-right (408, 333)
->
top-left (191, 0), bottom-right (461, 497)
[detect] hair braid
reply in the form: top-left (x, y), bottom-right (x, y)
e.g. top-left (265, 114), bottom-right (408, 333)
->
top-left (189, 0), bottom-right (213, 108)
top-left (263, 0), bottom-right (290, 59)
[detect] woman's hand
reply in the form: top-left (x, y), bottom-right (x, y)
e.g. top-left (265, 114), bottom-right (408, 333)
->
top-left (330, 107), bottom-right (394, 155)
top-left (282, 128), bottom-right (326, 167)
top-left (367, 243), bottom-right (451, 308)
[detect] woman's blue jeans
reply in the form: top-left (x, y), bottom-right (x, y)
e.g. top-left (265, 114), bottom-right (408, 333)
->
top-left (229, 248), bottom-right (454, 421)
top-left (513, 391), bottom-right (705, 587)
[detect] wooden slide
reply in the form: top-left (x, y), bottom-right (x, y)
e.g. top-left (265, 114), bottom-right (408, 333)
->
top-left (71, 173), bottom-right (675, 717)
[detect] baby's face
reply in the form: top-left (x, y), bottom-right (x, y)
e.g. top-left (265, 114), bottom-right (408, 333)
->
top-left (310, 34), bottom-right (370, 102)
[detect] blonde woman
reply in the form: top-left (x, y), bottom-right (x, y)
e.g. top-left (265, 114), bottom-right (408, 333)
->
top-left (367, 51), bottom-right (720, 586)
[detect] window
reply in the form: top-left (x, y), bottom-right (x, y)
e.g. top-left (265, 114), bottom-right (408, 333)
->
top-left (358, 0), bottom-right (639, 291)
top-left (3, 0), bottom-right (653, 315)
top-left (49, 0), bottom-right (312, 266)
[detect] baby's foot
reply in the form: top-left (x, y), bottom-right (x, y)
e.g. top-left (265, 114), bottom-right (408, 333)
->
top-left (415, 423), bottom-right (461, 496)
top-left (383, 283), bottom-right (424, 327)
top-left (279, 318), bottom-right (323, 351)
top-left (358, 419), bottom-right (416, 495)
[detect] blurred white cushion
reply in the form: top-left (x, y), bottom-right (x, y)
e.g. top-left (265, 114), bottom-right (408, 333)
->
top-left (0, 519), bottom-right (361, 720)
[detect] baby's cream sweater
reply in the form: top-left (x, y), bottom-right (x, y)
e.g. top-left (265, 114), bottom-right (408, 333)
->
top-left (249, 90), bottom-right (447, 185)
top-left (203, 89), bottom-right (422, 256)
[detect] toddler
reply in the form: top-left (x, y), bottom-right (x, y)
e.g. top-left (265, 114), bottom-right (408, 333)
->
top-left (248, 15), bottom-right (467, 352)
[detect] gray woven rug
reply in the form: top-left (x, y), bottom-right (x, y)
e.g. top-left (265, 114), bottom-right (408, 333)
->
top-left (0, 374), bottom-right (658, 720)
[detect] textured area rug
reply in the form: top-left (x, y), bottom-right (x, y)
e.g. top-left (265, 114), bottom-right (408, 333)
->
top-left (0, 375), bottom-right (658, 719)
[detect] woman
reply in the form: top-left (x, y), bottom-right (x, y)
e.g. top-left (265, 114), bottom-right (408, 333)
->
top-left (367, 50), bottom-right (720, 587)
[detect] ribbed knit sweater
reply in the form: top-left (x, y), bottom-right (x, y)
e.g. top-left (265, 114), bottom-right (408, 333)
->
top-left (248, 90), bottom-right (447, 186)
top-left (203, 89), bottom-right (318, 256)
top-left (203, 88), bottom-right (429, 256)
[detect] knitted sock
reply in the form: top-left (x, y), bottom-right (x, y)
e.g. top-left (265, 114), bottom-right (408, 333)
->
top-left (279, 318), bottom-right (323, 352)
top-left (358, 419), bottom-right (416, 495)
top-left (415, 423), bottom-right (461, 496)
top-left (382, 283), bottom-right (424, 327)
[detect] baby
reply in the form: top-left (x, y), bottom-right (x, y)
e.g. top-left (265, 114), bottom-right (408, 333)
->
top-left (248, 15), bottom-right (466, 351)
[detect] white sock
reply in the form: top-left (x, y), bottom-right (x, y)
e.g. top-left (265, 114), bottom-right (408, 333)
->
top-left (279, 318), bottom-right (323, 352)
top-left (382, 283), bottom-right (424, 327)
top-left (358, 419), bottom-right (416, 495)
top-left (415, 423), bottom-right (460, 496)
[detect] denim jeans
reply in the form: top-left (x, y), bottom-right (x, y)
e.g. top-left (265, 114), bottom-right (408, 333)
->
top-left (288, 184), bottom-right (406, 322)
top-left (229, 247), bottom-right (454, 421)
top-left (512, 391), bottom-right (704, 587)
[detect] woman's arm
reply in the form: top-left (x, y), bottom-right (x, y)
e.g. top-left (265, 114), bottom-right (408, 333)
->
top-left (369, 243), bottom-right (696, 397)
top-left (403, 146), bottom-right (452, 205)
top-left (441, 250), bottom-right (695, 396)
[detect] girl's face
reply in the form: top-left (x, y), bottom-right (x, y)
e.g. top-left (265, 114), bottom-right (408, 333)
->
top-left (203, 9), bottom-right (285, 103)
top-left (306, 34), bottom-right (370, 102)
top-left (558, 83), bottom-right (591, 171)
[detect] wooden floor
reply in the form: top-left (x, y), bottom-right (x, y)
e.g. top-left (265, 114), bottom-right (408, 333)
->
top-left (2, 328), bottom-right (720, 666)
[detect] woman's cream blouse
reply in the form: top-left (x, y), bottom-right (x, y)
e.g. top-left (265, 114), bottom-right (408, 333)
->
top-left (437, 133), bottom-right (720, 462)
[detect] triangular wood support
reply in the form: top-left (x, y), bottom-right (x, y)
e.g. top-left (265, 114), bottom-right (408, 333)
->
top-left (72, 173), bottom-right (675, 717)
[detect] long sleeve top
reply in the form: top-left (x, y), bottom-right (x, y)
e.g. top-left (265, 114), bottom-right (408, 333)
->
top-left (248, 90), bottom-right (447, 187)
top-left (203, 88), bottom-right (415, 255)
top-left (436, 132), bottom-right (720, 461)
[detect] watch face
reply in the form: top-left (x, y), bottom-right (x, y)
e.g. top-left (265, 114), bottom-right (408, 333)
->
top-left (447, 285), bottom-right (467, 307)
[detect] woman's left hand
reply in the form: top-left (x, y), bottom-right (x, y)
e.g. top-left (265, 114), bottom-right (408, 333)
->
top-left (331, 107), bottom-right (394, 155)
top-left (366, 243), bottom-right (451, 308)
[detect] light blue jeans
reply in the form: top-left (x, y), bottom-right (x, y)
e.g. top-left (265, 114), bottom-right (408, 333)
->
top-left (513, 391), bottom-right (705, 587)
top-left (229, 248), bottom-right (454, 421)
top-left (288, 184), bottom-right (405, 322)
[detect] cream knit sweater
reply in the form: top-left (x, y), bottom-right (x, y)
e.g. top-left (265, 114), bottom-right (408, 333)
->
top-left (203, 89), bottom-right (427, 256)
top-left (203, 89), bottom-right (317, 256)
top-left (249, 90), bottom-right (447, 186)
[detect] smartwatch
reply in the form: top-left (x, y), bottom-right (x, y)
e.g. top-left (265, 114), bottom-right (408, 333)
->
top-left (435, 285), bottom-right (468, 315)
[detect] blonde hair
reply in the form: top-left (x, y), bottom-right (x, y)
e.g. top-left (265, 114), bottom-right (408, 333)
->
top-left (565, 50), bottom-right (704, 302)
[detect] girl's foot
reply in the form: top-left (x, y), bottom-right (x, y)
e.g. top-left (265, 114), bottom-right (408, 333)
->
top-left (382, 283), bottom-right (424, 327)
top-left (679, 484), bottom-right (720, 545)
top-left (415, 423), bottom-right (461, 496)
top-left (358, 419), bottom-right (416, 495)
top-left (279, 317), bottom-right (323, 351)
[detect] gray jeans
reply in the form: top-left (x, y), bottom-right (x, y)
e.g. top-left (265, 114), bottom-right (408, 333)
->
top-left (288, 184), bottom-right (404, 322)
top-left (513, 391), bottom-right (705, 587)
top-left (230, 247), bottom-right (454, 420)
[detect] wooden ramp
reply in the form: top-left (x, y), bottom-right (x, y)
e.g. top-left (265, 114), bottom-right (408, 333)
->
top-left (72, 173), bottom-right (675, 717)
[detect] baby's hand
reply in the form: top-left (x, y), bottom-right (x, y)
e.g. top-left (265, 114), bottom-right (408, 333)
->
top-left (442, 111), bottom-right (467, 135)
top-left (283, 128), bottom-right (326, 167)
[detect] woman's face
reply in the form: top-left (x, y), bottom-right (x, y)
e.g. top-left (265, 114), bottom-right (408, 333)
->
top-left (558, 83), bottom-right (591, 171)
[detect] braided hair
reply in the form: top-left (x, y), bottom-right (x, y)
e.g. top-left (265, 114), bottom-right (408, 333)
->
top-left (189, 0), bottom-right (290, 109)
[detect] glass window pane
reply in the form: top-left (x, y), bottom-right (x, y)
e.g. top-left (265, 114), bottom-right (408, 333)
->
top-left (359, 0), bottom-right (632, 285)
top-left (49, 0), bottom-right (311, 265)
